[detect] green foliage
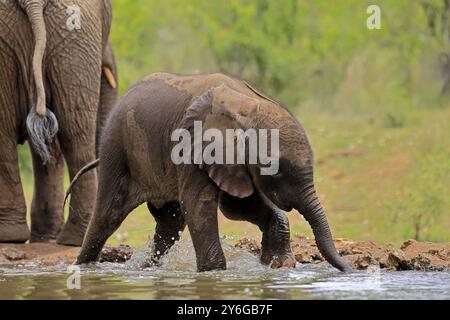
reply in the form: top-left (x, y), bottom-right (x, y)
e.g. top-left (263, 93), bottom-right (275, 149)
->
top-left (112, 0), bottom-right (450, 114)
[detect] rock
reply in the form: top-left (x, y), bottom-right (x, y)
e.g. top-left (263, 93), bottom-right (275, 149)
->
top-left (290, 237), bottom-right (401, 270)
top-left (0, 247), bottom-right (28, 261)
top-left (290, 236), bottom-right (323, 263)
top-left (372, 244), bottom-right (406, 270)
top-left (353, 255), bottom-right (373, 269)
top-left (99, 244), bottom-right (134, 263)
top-left (234, 237), bottom-right (261, 255)
top-left (400, 239), bottom-right (416, 250)
top-left (380, 251), bottom-right (406, 270)
top-left (331, 240), bottom-right (406, 270)
top-left (399, 240), bottom-right (450, 271)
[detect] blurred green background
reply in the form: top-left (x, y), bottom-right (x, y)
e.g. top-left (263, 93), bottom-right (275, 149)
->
top-left (19, 0), bottom-right (450, 246)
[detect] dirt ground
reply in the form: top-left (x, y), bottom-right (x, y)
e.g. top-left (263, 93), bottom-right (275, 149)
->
top-left (1, 238), bottom-right (449, 271)
top-left (0, 243), bottom-right (133, 266)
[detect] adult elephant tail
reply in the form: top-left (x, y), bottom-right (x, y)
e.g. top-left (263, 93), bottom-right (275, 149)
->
top-left (20, 0), bottom-right (58, 164)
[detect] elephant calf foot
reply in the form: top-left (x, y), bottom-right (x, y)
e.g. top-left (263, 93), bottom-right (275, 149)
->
top-left (0, 220), bottom-right (30, 243)
top-left (197, 260), bottom-right (227, 272)
top-left (259, 211), bottom-right (296, 268)
top-left (261, 252), bottom-right (296, 269)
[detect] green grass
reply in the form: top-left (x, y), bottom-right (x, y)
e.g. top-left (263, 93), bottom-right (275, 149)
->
top-left (18, 108), bottom-right (450, 248)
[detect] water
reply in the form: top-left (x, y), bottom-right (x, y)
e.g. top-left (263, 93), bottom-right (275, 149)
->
top-left (1, 240), bottom-right (449, 300)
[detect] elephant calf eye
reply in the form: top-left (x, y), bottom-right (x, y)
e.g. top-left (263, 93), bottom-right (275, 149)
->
top-left (272, 171), bottom-right (283, 179)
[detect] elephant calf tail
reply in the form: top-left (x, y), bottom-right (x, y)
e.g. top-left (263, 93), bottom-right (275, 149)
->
top-left (64, 159), bottom-right (100, 209)
top-left (20, 0), bottom-right (59, 164)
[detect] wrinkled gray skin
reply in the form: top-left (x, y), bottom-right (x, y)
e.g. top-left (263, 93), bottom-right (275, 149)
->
top-left (97, 41), bottom-right (118, 157)
top-left (76, 73), bottom-right (351, 272)
top-left (0, 0), bottom-right (116, 245)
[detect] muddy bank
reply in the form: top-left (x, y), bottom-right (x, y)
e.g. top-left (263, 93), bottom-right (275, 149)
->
top-left (236, 237), bottom-right (450, 271)
top-left (1, 238), bottom-right (449, 271)
top-left (0, 243), bottom-right (133, 266)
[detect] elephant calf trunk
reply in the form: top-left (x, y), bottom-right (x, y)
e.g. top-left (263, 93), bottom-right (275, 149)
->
top-left (20, 0), bottom-right (58, 164)
top-left (297, 188), bottom-right (352, 272)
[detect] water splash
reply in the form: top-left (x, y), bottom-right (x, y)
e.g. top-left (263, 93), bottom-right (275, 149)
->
top-left (124, 238), bottom-right (264, 273)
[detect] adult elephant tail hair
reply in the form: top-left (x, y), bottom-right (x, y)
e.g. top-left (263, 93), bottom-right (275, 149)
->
top-left (64, 159), bottom-right (100, 210)
top-left (20, 0), bottom-right (59, 164)
top-left (27, 108), bottom-right (58, 164)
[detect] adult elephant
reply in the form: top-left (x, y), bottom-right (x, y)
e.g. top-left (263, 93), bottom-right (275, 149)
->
top-left (0, 0), bottom-right (117, 245)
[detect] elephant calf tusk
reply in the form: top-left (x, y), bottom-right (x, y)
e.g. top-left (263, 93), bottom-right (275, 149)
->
top-left (103, 66), bottom-right (117, 89)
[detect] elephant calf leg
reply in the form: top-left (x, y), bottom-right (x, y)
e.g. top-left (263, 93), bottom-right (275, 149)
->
top-left (77, 174), bottom-right (140, 264)
top-left (219, 192), bottom-right (295, 268)
top-left (147, 202), bottom-right (186, 265)
top-left (259, 211), bottom-right (296, 268)
top-left (180, 174), bottom-right (226, 272)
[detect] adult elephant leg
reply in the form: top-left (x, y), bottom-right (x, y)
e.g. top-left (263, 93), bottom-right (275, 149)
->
top-left (219, 192), bottom-right (296, 268)
top-left (147, 202), bottom-right (186, 264)
top-left (54, 88), bottom-right (99, 246)
top-left (47, 60), bottom-right (101, 246)
top-left (0, 138), bottom-right (29, 243)
top-left (29, 143), bottom-right (64, 242)
top-left (0, 48), bottom-right (29, 243)
top-left (179, 167), bottom-right (226, 272)
top-left (57, 127), bottom-right (98, 246)
top-left (43, 1), bottom-right (104, 246)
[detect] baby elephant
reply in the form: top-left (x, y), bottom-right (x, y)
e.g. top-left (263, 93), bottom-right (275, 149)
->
top-left (74, 73), bottom-right (351, 272)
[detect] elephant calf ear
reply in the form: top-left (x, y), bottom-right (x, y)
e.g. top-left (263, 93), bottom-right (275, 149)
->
top-left (183, 86), bottom-right (255, 199)
top-left (206, 164), bottom-right (254, 198)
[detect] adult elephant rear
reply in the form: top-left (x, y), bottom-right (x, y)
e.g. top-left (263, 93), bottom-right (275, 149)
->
top-left (0, 0), bottom-right (115, 245)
